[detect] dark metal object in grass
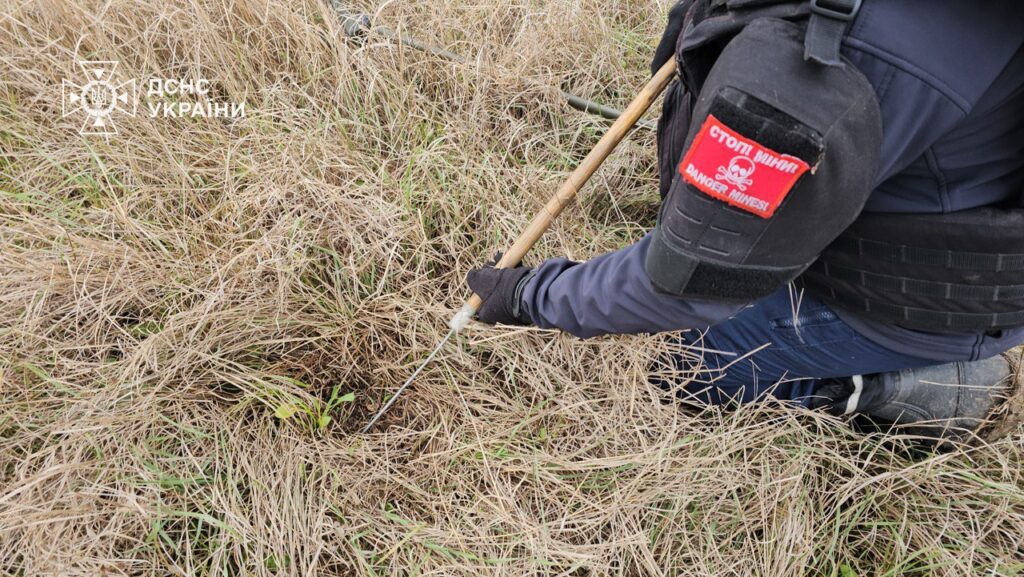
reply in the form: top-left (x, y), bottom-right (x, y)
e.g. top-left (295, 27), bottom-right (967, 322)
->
top-left (329, 4), bottom-right (657, 131)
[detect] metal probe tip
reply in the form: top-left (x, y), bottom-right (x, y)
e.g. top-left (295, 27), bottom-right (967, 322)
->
top-left (360, 324), bottom-right (459, 433)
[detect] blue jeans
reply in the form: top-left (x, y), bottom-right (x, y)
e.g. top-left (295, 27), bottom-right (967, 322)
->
top-left (658, 287), bottom-right (940, 407)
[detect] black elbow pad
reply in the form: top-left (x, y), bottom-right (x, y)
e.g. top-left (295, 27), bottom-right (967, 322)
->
top-left (646, 18), bottom-right (882, 301)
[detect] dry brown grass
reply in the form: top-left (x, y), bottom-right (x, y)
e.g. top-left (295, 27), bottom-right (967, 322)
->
top-left (1, 1), bottom-right (1023, 575)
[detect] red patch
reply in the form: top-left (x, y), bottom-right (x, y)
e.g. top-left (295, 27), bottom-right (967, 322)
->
top-left (679, 114), bottom-right (811, 218)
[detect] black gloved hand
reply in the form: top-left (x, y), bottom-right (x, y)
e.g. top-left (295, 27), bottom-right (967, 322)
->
top-left (650, 0), bottom-right (693, 76)
top-left (466, 253), bottom-right (534, 326)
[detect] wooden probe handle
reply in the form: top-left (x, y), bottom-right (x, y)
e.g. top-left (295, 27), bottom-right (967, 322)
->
top-left (464, 58), bottom-right (677, 314)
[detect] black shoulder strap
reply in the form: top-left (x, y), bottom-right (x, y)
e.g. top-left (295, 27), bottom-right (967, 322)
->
top-left (804, 0), bottom-right (861, 65)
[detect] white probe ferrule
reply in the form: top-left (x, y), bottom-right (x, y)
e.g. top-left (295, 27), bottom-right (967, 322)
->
top-left (448, 303), bottom-right (476, 333)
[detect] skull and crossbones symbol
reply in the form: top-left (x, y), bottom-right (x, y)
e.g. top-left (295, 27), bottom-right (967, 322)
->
top-left (715, 156), bottom-right (756, 191)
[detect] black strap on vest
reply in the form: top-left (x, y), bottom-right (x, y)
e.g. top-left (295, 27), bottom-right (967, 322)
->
top-left (808, 280), bottom-right (1024, 332)
top-left (810, 261), bottom-right (1024, 302)
top-left (802, 207), bottom-right (1024, 333)
top-left (804, 0), bottom-right (861, 65)
top-left (828, 235), bottom-right (1024, 272)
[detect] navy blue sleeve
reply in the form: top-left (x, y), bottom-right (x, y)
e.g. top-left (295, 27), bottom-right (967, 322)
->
top-left (519, 232), bottom-right (744, 338)
top-left (841, 0), bottom-right (1024, 211)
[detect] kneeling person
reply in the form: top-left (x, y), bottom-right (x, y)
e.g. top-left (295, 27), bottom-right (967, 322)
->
top-left (468, 0), bottom-right (1024, 441)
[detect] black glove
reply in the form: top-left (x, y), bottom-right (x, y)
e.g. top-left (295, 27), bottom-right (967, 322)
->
top-left (650, 0), bottom-right (693, 76)
top-left (466, 253), bottom-right (534, 326)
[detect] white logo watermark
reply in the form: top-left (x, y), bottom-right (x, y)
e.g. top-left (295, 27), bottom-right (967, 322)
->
top-left (145, 78), bottom-right (246, 119)
top-left (61, 61), bottom-right (137, 136)
top-left (62, 59), bottom-right (245, 136)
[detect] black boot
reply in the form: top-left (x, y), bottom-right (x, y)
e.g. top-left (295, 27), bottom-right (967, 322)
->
top-left (813, 355), bottom-right (1014, 442)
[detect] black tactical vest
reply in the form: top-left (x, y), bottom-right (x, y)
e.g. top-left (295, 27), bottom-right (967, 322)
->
top-left (800, 206), bottom-right (1024, 332)
top-left (653, 0), bottom-right (1024, 334)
